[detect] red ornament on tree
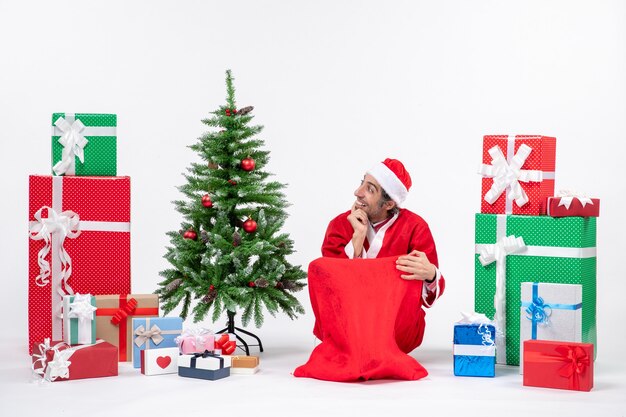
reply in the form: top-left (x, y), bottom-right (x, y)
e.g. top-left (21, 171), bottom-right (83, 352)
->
top-left (228, 179), bottom-right (237, 186)
top-left (248, 281), bottom-right (256, 288)
top-left (183, 229), bottom-right (197, 240)
top-left (243, 218), bottom-right (257, 233)
top-left (209, 285), bottom-right (215, 290)
top-left (201, 194), bottom-right (213, 208)
top-left (241, 157), bottom-right (256, 172)
top-left (225, 109), bottom-right (231, 116)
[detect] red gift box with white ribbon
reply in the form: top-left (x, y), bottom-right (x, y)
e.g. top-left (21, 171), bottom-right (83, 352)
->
top-left (28, 175), bottom-right (131, 354)
top-left (545, 191), bottom-right (600, 218)
top-left (478, 135), bottom-right (556, 215)
top-left (32, 339), bottom-right (118, 382)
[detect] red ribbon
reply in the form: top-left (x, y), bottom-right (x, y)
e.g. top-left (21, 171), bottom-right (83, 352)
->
top-left (555, 345), bottom-right (590, 388)
top-left (526, 344), bottom-right (590, 390)
top-left (95, 295), bottom-right (158, 361)
top-left (110, 298), bottom-right (138, 325)
top-left (215, 334), bottom-right (236, 355)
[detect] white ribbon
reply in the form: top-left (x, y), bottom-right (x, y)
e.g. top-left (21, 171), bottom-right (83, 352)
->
top-left (32, 338), bottom-right (56, 378)
top-left (477, 234), bottom-right (526, 363)
top-left (65, 293), bottom-right (97, 345)
top-left (28, 206), bottom-right (80, 293)
top-left (457, 311), bottom-right (492, 325)
top-left (31, 338), bottom-right (73, 382)
top-left (478, 138), bottom-right (546, 213)
top-left (556, 189), bottom-right (594, 209)
top-left (176, 327), bottom-right (214, 353)
top-left (67, 293), bottom-right (96, 322)
top-left (453, 344), bottom-right (496, 357)
top-left (32, 339), bottom-right (103, 382)
top-left (45, 348), bottom-right (73, 381)
top-left (52, 116), bottom-right (89, 176)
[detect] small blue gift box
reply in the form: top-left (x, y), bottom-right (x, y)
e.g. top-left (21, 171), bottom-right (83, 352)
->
top-left (453, 323), bottom-right (496, 377)
top-left (178, 351), bottom-right (231, 381)
top-left (132, 317), bottom-right (183, 368)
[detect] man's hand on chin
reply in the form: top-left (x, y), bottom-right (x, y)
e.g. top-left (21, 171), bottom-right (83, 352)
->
top-left (348, 203), bottom-right (368, 257)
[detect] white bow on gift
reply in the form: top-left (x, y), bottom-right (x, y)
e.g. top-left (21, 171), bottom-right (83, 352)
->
top-left (32, 339), bottom-right (104, 382)
top-left (52, 116), bottom-right (89, 176)
top-left (479, 144), bottom-right (543, 208)
top-left (175, 327), bottom-right (214, 352)
top-left (45, 349), bottom-right (73, 381)
top-left (556, 189), bottom-right (594, 209)
top-left (67, 293), bottom-right (97, 323)
top-left (28, 206), bottom-right (81, 294)
top-left (32, 338), bottom-right (73, 382)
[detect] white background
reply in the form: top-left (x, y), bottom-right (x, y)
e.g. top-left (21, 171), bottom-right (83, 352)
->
top-left (1, 0), bottom-right (625, 415)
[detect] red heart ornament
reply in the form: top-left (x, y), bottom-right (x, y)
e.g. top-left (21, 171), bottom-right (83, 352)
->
top-left (156, 356), bottom-right (172, 369)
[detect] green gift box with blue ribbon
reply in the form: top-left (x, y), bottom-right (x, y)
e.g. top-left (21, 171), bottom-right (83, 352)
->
top-left (52, 113), bottom-right (117, 176)
top-left (475, 213), bottom-right (596, 366)
top-left (519, 282), bottom-right (582, 372)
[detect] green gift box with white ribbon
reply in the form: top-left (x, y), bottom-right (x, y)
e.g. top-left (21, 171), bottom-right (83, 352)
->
top-left (474, 213), bottom-right (596, 366)
top-left (51, 113), bottom-right (117, 176)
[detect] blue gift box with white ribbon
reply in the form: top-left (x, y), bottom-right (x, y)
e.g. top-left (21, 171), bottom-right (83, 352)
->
top-left (453, 323), bottom-right (496, 377)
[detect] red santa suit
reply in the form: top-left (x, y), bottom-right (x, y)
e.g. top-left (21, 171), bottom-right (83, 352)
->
top-left (316, 207), bottom-right (445, 353)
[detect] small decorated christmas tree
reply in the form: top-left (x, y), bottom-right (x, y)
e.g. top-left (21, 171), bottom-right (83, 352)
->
top-left (157, 70), bottom-right (306, 330)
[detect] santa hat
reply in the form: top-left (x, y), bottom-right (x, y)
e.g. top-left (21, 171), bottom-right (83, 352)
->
top-left (367, 158), bottom-right (412, 206)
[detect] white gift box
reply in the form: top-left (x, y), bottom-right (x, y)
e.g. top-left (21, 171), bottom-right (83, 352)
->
top-left (140, 347), bottom-right (179, 376)
top-left (519, 282), bottom-right (582, 373)
top-left (178, 353), bottom-right (232, 370)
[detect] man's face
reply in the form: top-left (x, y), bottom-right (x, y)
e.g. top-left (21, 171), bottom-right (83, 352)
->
top-left (353, 174), bottom-right (393, 223)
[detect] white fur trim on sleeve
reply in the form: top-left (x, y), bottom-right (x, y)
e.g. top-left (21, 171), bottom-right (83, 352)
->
top-left (344, 241), bottom-right (368, 259)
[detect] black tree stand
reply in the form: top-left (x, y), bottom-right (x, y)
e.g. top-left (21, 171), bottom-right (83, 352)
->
top-left (216, 310), bottom-right (264, 356)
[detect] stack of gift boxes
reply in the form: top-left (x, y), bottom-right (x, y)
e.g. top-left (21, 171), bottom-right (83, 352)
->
top-left (453, 134), bottom-right (598, 392)
top-left (28, 113), bottom-right (259, 382)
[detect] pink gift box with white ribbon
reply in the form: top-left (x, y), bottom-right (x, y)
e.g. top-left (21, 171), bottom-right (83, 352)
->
top-left (175, 328), bottom-right (215, 354)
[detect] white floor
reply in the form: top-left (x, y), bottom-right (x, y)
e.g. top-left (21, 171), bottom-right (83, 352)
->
top-left (1, 335), bottom-right (625, 417)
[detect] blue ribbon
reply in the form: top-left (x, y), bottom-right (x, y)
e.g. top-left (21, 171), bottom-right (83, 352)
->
top-left (521, 282), bottom-right (582, 339)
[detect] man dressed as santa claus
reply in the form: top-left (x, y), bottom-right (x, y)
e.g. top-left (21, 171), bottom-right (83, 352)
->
top-left (319, 158), bottom-right (446, 353)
